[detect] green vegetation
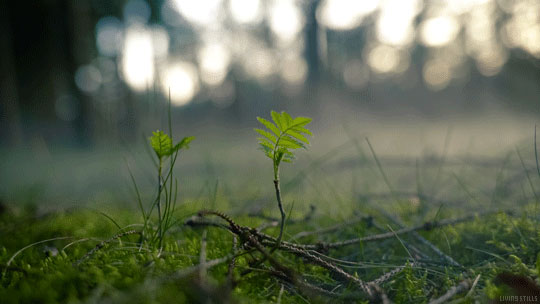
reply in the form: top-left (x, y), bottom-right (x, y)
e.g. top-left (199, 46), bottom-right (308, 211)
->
top-left (255, 111), bottom-right (313, 249)
top-left (146, 130), bottom-right (194, 251)
top-left (1, 111), bottom-right (540, 303)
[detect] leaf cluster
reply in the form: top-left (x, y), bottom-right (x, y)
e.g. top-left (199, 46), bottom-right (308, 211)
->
top-left (150, 131), bottom-right (195, 159)
top-left (255, 111), bottom-right (313, 168)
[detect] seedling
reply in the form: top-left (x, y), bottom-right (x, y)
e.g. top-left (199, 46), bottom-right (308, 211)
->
top-left (148, 130), bottom-right (194, 250)
top-left (255, 111), bottom-right (313, 248)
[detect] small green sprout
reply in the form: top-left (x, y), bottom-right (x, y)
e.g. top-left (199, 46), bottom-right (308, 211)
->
top-left (148, 130), bottom-right (194, 251)
top-left (255, 110), bottom-right (313, 249)
top-left (150, 130), bottom-right (194, 159)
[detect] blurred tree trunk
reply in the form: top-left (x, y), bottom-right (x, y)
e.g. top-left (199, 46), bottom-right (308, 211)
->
top-left (305, 0), bottom-right (321, 86)
top-left (67, 0), bottom-right (95, 146)
top-left (0, 2), bottom-right (22, 147)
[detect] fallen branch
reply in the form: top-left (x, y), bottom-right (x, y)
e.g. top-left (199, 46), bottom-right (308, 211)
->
top-left (279, 242), bottom-right (373, 297)
top-left (428, 279), bottom-right (471, 304)
top-left (75, 230), bottom-right (141, 266)
top-left (291, 216), bottom-right (371, 240)
top-left (286, 210), bottom-right (510, 250)
top-left (377, 208), bottom-right (461, 267)
top-left (198, 210), bottom-right (375, 299)
top-left (368, 263), bottom-right (414, 286)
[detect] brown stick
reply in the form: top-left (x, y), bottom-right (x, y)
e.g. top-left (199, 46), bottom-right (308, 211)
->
top-left (428, 279), bottom-right (471, 304)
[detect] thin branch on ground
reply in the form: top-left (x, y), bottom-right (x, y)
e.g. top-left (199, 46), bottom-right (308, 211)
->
top-left (278, 242), bottom-right (373, 296)
top-left (75, 230), bottom-right (140, 266)
top-left (256, 220), bottom-right (279, 232)
top-left (277, 209), bottom-right (509, 251)
top-left (368, 263), bottom-right (415, 286)
top-left (368, 283), bottom-right (392, 304)
top-left (199, 230), bottom-right (207, 281)
top-left (428, 279), bottom-right (471, 304)
top-left (290, 215), bottom-right (370, 240)
top-left (376, 207), bottom-right (462, 267)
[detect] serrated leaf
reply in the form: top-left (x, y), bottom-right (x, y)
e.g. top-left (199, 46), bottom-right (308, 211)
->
top-left (150, 130), bottom-right (173, 158)
top-left (271, 111), bottom-right (283, 131)
top-left (293, 116), bottom-right (312, 126)
top-left (254, 128), bottom-right (277, 143)
top-left (258, 143), bottom-right (274, 159)
top-left (256, 111), bottom-right (313, 165)
top-left (290, 126), bottom-right (313, 136)
top-left (257, 117), bottom-right (280, 136)
top-left (258, 138), bottom-right (274, 150)
top-left (287, 130), bottom-right (310, 144)
top-left (278, 137), bottom-right (304, 149)
top-left (174, 136), bottom-right (195, 152)
top-left (282, 112), bottom-right (293, 128)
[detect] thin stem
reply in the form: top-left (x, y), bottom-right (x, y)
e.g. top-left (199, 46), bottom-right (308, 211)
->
top-left (157, 157), bottom-right (163, 251)
top-left (273, 178), bottom-right (286, 251)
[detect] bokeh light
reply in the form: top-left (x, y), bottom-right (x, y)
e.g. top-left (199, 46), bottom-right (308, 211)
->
top-left (198, 43), bottom-right (231, 86)
top-left (75, 65), bottom-right (102, 93)
top-left (229, 0), bottom-right (262, 24)
top-left (172, 0), bottom-right (223, 26)
top-left (95, 17), bottom-right (123, 57)
top-left (367, 45), bottom-right (401, 74)
top-left (317, 0), bottom-right (379, 31)
top-left (160, 62), bottom-right (199, 106)
top-left (150, 26), bottom-right (170, 59)
top-left (420, 16), bottom-right (460, 47)
top-left (121, 25), bottom-right (154, 91)
top-left (243, 48), bottom-right (275, 79)
top-left (280, 54), bottom-right (308, 84)
top-left (423, 59), bottom-right (452, 90)
top-left (376, 0), bottom-right (422, 46)
top-left (84, 0), bottom-right (540, 102)
top-left (269, 0), bottom-right (304, 43)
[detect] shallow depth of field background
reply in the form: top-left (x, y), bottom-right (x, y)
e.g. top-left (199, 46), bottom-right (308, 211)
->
top-left (1, 0), bottom-right (539, 211)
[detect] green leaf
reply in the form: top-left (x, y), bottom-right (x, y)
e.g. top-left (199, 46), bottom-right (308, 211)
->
top-left (258, 142), bottom-right (274, 156)
top-left (258, 138), bottom-right (274, 151)
top-left (150, 130), bottom-right (173, 158)
top-left (254, 128), bottom-right (276, 143)
top-left (255, 110), bottom-right (313, 165)
top-left (278, 136), bottom-right (304, 149)
top-left (257, 117), bottom-right (280, 136)
top-left (286, 130), bottom-right (309, 144)
top-left (174, 136), bottom-right (195, 152)
top-left (292, 125), bottom-right (313, 136)
top-left (282, 112), bottom-right (293, 128)
top-left (292, 116), bottom-right (312, 127)
top-left (271, 111), bottom-right (283, 131)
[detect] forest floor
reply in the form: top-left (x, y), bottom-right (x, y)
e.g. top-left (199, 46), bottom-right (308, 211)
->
top-left (2, 132), bottom-right (540, 303)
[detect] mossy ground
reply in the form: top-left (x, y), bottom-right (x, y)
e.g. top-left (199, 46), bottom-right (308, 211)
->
top-left (2, 137), bottom-right (540, 303)
top-left (1, 199), bottom-right (540, 303)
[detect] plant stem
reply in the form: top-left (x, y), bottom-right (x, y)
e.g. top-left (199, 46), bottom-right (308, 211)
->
top-left (157, 158), bottom-right (163, 251)
top-left (273, 178), bottom-right (285, 250)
